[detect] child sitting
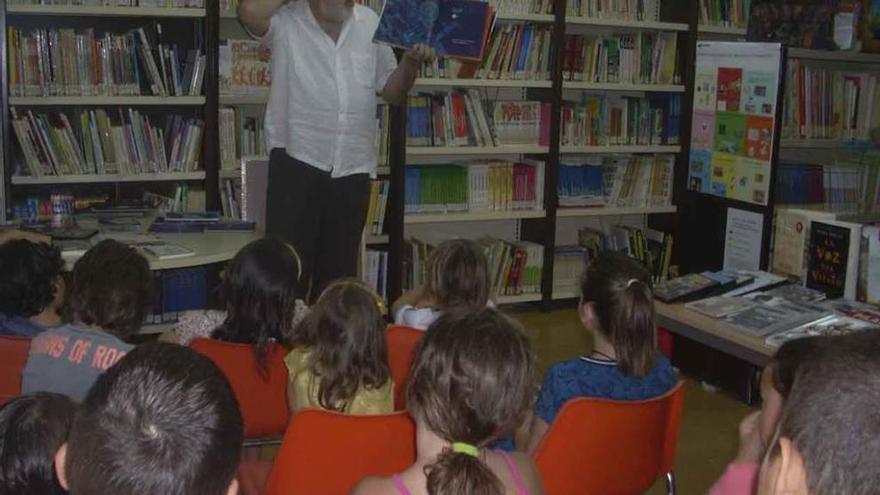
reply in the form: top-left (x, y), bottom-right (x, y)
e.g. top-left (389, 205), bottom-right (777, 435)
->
top-left (0, 393), bottom-right (76, 494)
top-left (757, 331), bottom-right (880, 495)
top-left (354, 308), bottom-right (545, 495)
top-left (525, 252), bottom-right (677, 451)
top-left (21, 239), bottom-right (152, 401)
top-left (392, 238), bottom-right (491, 330)
top-left (56, 343), bottom-right (243, 495)
top-left (286, 279), bottom-right (393, 414)
top-left (0, 240), bottom-right (65, 337)
top-left (170, 238), bottom-right (309, 350)
top-left (709, 337), bottom-right (822, 494)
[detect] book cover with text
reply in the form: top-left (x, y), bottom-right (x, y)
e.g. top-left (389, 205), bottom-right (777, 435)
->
top-left (716, 67), bottom-right (743, 112)
top-left (806, 221), bottom-right (851, 299)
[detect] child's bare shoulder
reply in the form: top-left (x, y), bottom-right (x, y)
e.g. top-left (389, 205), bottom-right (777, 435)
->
top-left (349, 475), bottom-right (389, 495)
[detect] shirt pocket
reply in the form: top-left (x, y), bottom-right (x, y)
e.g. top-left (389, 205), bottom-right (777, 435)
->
top-left (351, 51), bottom-right (376, 90)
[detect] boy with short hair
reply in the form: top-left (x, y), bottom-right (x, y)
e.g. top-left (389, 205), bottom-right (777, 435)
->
top-left (0, 240), bottom-right (66, 336)
top-left (21, 239), bottom-right (152, 401)
top-left (55, 343), bottom-right (243, 495)
top-left (758, 332), bottom-right (880, 495)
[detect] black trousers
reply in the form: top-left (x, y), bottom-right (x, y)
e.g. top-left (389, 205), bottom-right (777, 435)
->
top-left (265, 148), bottom-right (370, 301)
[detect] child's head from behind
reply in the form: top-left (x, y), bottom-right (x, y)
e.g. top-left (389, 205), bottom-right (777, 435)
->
top-left (579, 252), bottom-right (655, 376)
top-left (0, 393), bottom-right (76, 495)
top-left (298, 279), bottom-right (389, 411)
top-left (407, 308), bottom-right (536, 495)
top-left (213, 238), bottom-right (303, 360)
top-left (758, 332), bottom-right (880, 495)
top-left (64, 239), bottom-right (151, 338)
top-left (426, 239), bottom-right (490, 309)
top-left (758, 337), bottom-right (822, 446)
top-left (0, 240), bottom-right (65, 319)
top-left (59, 342), bottom-right (243, 495)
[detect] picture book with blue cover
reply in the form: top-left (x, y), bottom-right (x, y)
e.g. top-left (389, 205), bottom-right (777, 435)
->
top-left (374, 0), bottom-right (494, 61)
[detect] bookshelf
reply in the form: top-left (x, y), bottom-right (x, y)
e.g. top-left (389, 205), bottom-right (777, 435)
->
top-left (0, 0), bottom-right (696, 305)
top-left (1, 0), bottom-right (219, 219)
top-left (697, 25), bottom-right (747, 36)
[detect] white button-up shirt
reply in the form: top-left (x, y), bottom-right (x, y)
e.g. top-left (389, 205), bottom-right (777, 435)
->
top-left (260, 1), bottom-right (397, 177)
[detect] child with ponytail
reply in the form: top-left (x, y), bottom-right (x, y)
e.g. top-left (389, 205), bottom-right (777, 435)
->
top-left (353, 308), bottom-right (544, 495)
top-left (525, 252), bottom-right (677, 452)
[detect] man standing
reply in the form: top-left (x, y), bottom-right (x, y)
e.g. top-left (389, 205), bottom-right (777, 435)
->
top-left (238, 0), bottom-right (432, 299)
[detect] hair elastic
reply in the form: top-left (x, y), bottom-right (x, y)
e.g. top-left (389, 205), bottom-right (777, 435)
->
top-left (626, 278), bottom-right (640, 288)
top-left (451, 442), bottom-right (480, 457)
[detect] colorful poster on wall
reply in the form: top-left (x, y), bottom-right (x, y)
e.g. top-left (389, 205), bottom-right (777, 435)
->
top-left (688, 42), bottom-right (783, 206)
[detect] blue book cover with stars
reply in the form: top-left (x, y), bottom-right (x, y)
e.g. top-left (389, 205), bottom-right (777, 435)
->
top-left (373, 0), bottom-right (494, 61)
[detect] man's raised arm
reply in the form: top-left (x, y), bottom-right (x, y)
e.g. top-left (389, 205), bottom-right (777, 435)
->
top-left (238, 0), bottom-right (288, 38)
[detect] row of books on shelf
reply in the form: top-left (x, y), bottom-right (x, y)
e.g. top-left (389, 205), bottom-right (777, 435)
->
top-left (403, 236), bottom-right (544, 297)
top-left (146, 267), bottom-right (207, 325)
top-left (487, 0), bottom-right (553, 14)
top-left (366, 180), bottom-right (390, 236)
top-left (404, 160), bottom-right (544, 215)
top-left (363, 249), bottom-right (389, 300)
top-left (11, 188), bottom-right (205, 222)
top-left (698, 0), bottom-right (750, 28)
top-left (219, 39), bottom-right (270, 96)
top-left (560, 93), bottom-right (682, 146)
top-left (219, 178), bottom-right (242, 220)
top-left (8, 0), bottom-right (205, 6)
top-left (558, 154), bottom-right (673, 208)
top-left (11, 108), bottom-right (204, 177)
top-left (771, 207), bottom-right (880, 304)
top-left (554, 225), bottom-right (673, 295)
top-left (565, 0), bottom-right (662, 19)
top-left (782, 62), bottom-right (880, 142)
top-left (562, 32), bottom-right (678, 85)
top-left (7, 26), bottom-right (205, 97)
top-left (419, 23), bottom-right (553, 81)
top-left (219, 108), bottom-right (267, 170)
top-left (407, 94), bottom-right (550, 148)
top-left (775, 161), bottom-right (873, 214)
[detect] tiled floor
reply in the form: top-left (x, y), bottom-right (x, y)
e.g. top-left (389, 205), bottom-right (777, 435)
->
top-left (511, 307), bottom-right (754, 494)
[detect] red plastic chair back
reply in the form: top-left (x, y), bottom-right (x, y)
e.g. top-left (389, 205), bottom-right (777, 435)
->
top-left (0, 336), bottom-right (31, 406)
top-left (190, 338), bottom-right (289, 439)
top-left (533, 381), bottom-right (686, 495)
top-left (385, 325), bottom-right (424, 410)
top-left (263, 410), bottom-right (416, 495)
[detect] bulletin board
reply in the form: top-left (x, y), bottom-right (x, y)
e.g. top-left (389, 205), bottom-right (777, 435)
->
top-left (688, 42), bottom-right (784, 206)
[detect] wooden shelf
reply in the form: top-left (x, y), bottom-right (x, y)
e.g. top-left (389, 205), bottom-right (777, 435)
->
top-left (404, 210), bottom-right (546, 224)
top-left (414, 78), bottom-right (553, 88)
top-left (10, 96), bottom-right (205, 106)
top-left (697, 25), bottom-right (747, 35)
top-left (7, 4), bottom-right (205, 17)
top-left (788, 48), bottom-right (880, 64)
top-left (557, 205), bottom-right (677, 217)
top-left (552, 288), bottom-right (580, 300)
top-left (497, 293), bottom-right (543, 304)
top-left (220, 94), bottom-right (269, 105)
top-left (560, 144), bottom-right (681, 154)
top-left (562, 81), bottom-right (685, 92)
top-left (779, 138), bottom-right (872, 149)
top-left (496, 12), bottom-right (555, 23)
top-left (219, 169), bottom-right (241, 179)
top-left (407, 145), bottom-right (549, 156)
top-left (12, 172), bottom-right (205, 185)
top-left (566, 17), bottom-right (689, 31)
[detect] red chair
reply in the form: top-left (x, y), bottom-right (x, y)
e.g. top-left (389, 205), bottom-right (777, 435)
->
top-left (0, 336), bottom-right (31, 406)
top-left (533, 381), bottom-right (686, 495)
top-left (263, 409), bottom-right (416, 495)
top-left (385, 325), bottom-right (424, 410)
top-left (190, 338), bottom-right (289, 444)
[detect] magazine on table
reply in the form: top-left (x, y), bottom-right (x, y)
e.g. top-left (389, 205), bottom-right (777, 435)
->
top-left (722, 294), bottom-right (830, 337)
top-left (685, 296), bottom-right (756, 318)
top-left (766, 314), bottom-right (880, 348)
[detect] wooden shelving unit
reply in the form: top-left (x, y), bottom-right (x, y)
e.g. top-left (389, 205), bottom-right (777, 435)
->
top-left (788, 48), bottom-right (880, 64)
top-left (219, 94), bottom-right (269, 105)
top-left (562, 82), bottom-right (686, 92)
top-left (497, 293), bottom-right (544, 304)
top-left (697, 25), bottom-right (747, 36)
top-left (496, 12), bottom-right (555, 23)
top-left (407, 145), bottom-right (550, 156)
top-left (559, 145), bottom-right (682, 154)
top-left (10, 96), bottom-right (206, 106)
top-left (414, 78), bottom-right (553, 89)
top-left (12, 172), bottom-right (206, 185)
top-left (566, 16), bottom-right (688, 31)
top-left (6, 4), bottom-right (205, 17)
top-left (404, 210), bottom-right (547, 224)
top-left (557, 205), bottom-right (677, 217)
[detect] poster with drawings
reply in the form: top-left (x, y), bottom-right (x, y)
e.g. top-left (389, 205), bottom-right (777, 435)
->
top-left (688, 42), bottom-right (783, 206)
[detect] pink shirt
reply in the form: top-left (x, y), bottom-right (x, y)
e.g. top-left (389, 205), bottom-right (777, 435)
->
top-left (708, 462), bottom-right (759, 495)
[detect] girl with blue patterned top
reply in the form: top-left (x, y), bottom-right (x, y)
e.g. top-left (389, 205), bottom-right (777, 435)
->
top-left (524, 252), bottom-right (677, 452)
